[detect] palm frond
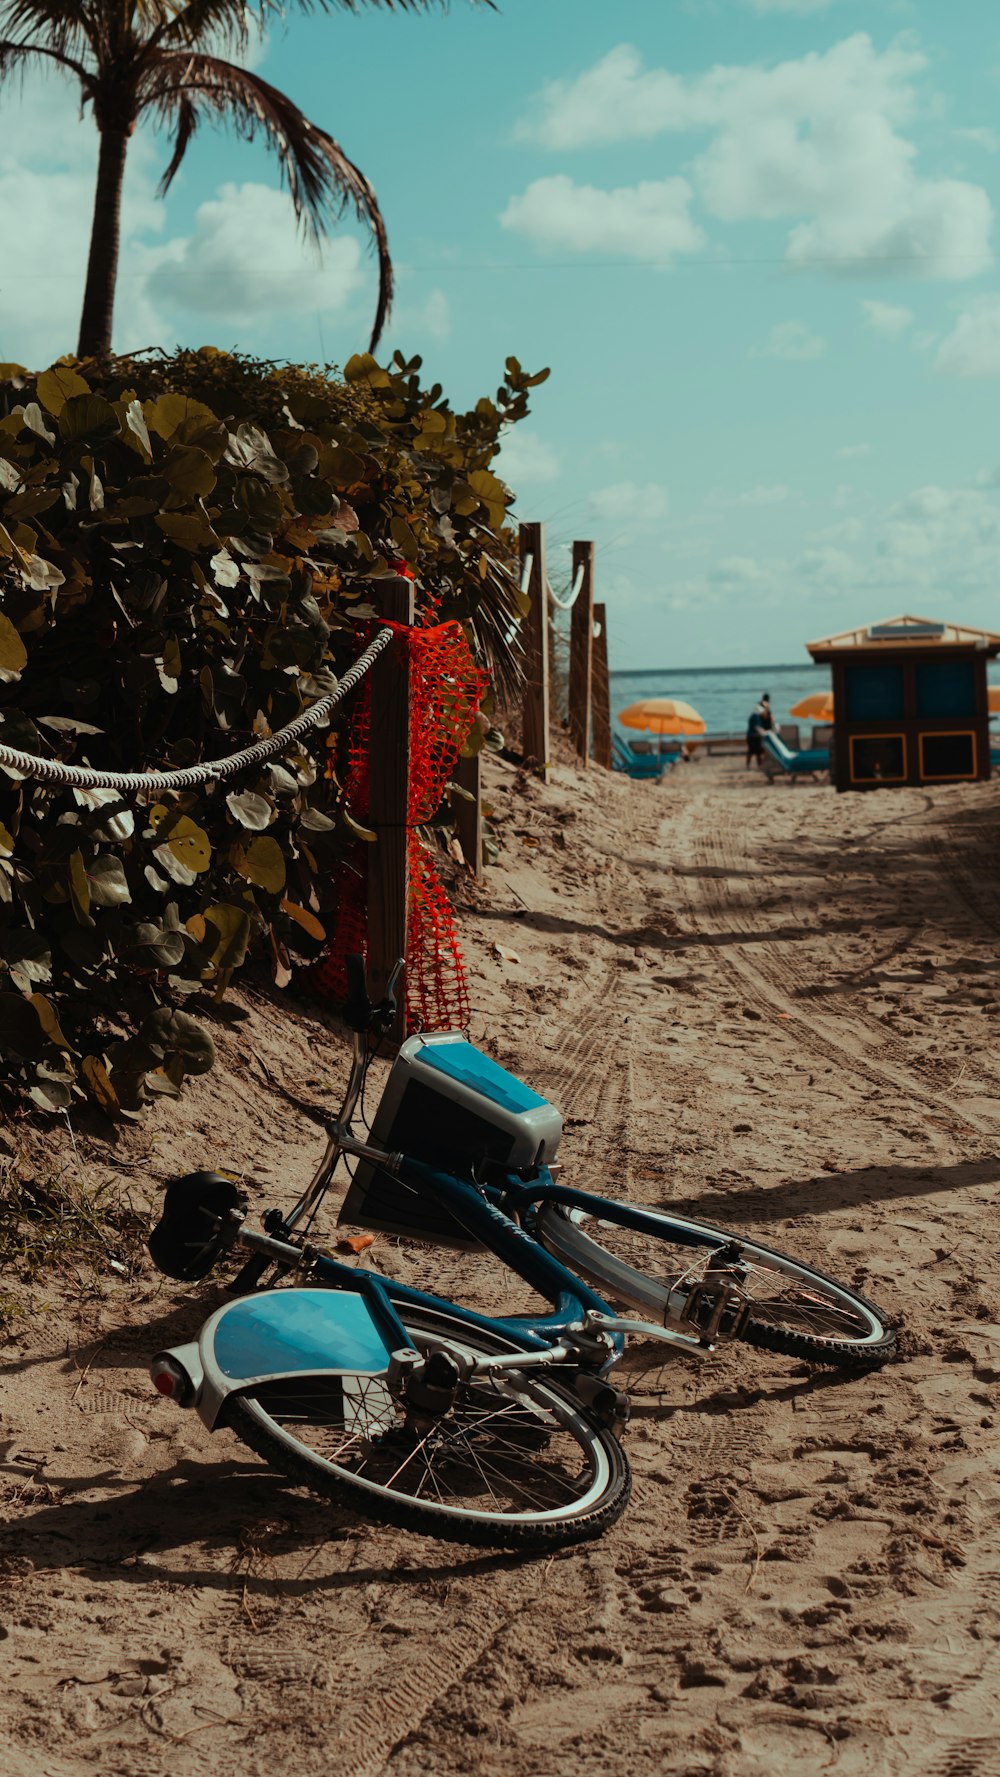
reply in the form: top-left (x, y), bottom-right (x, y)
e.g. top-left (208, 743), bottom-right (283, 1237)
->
top-left (141, 51), bottom-right (393, 347)
top-left (0, 35), bottom-right (92, 86)
top-left (0, 0), bottom-right (97, 58)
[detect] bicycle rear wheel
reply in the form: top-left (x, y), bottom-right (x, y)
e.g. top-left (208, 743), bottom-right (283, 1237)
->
top-left (225, 1304), bottom-right (631, 1549)
top-left (535, 1201), bottom-right (895, 1370)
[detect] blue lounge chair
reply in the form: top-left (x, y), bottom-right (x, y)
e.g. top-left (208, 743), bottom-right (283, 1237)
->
top-left (613, 734), bottom-right (664, 778)
top-left (762, 731), bottom-right (829, 783)
top-left (612, 734), bottom-right (688, 778)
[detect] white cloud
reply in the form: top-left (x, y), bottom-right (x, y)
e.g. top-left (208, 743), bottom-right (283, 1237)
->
top-left (836, 442), bottom-right (873, 458)
top-left (146, 184), bottom-right (365, 329)
top-left (934, 296), bottom-right (1000, 377)
top-left (0, 72), bottom-right (165, 364)
top-left (418, 288), bottom-right (451, 342)
top-left (862, 298), bottom-right (913, 338)
top-left (752, 321), bottom-right (826, 359)
top-left (706, 484), bottom-right (791, 508)
top-left (588, 481), bottom-right (669, 524)
top-left (0, 72), bottom-right (373, 366)
top-left (666, 466), bottom-right (1000, 628)
top-left (495, 430), bottom-right (560, 489)
top-left (751, 0), bottom-right (840, 11)
top-left (732, 484), bottom-right (790, 506)
top-left (710, 555), bottom-right (766, 583)
top-left (797, 544), bottom-right (857, 581)
top-left (515, 38), bottom-right (993, 280)
top-left (501, 175), bottom-right (704, 263)
top-left (955, 127), bottom-right (1000, 153)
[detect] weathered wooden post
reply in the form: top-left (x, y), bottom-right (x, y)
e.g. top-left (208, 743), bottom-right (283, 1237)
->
top-left (454, 750), bottom-right (483, 876)
top-left (591, 602), bottom-right (612, 770)
top-left (519, 521), bottom-right (550, 781)
top-left (568, 539), bottom-right (595, 766)
top-left (367, 575), bottom-right (415, 1045)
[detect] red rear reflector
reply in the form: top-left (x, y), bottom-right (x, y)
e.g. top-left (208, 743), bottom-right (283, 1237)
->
top-left (153, 1370), bottom-right (176, 1396)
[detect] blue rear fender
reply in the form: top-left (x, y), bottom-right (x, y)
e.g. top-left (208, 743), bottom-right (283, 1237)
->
top-left (191, 1287), bottom-right (415, 1431)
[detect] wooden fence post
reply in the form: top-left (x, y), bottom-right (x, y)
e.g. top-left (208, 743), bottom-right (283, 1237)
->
top-left (591, 602), bottom-right (612, 770)
top-left (454, 750), bottom-right (483, 875)
top-left (568, 539), bottom-right (594, 765)
top-left (367, 576), bottom-right (415, 1045)
top-left (519, 521), bottom-right (549, 781)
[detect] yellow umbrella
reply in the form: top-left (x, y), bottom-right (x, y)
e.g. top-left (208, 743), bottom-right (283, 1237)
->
top-left (618, 698), bottom-right (706, 736)
top-left (790, 691), bottom-right (834, 721)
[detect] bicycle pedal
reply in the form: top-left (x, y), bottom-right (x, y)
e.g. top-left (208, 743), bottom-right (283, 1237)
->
top-left (679, 1276), bottom-right (751, 1342)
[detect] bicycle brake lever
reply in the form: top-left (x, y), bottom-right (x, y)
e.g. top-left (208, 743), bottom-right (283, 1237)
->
top-left (372, 957), bottom-right (405, 1038)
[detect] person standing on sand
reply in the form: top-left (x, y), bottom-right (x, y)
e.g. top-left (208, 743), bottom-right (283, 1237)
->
top-left (746, 693), bottom-right (774, 769)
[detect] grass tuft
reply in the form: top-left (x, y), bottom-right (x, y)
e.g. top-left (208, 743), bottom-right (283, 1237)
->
top-left (0, 1156), bottom-right (149, 1328)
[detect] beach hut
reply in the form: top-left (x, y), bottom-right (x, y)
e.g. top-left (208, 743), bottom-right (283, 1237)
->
top-left (806, 614), bottom-right (1000, 792)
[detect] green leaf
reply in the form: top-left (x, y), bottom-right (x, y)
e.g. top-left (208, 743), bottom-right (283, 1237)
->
top-left (280, 898), bottom-right (325, 942)
top-left (29, 1074), bottom-right (73, 1112)
top-left (0, 612), bottom-right (27, 677)
top-left (0, 992), bottom-right (45, 1060)
top-left (155, 512), bottom-right (220, 552)
top-left (161, 444), bottom-right (217, 502)
top-left (144, 392), bottom-right (218, 443)
top-left (241, 835), bottom-right (286, 894)
top-left (299, 807), bottom-right (336, 833)
top-left (86, 855), bottom-right (131, 907)
top-left (150, 809), bottom-right (212, 875)
top-left (68, 848), bottom-right (92, 923)
top-left (81, 1053), bottom-right (119, 1114)
top-left (226, 790), bottom-right (273, 830)
top-left (204, 903), bottom-right (252, 971)
top-left (59, 394), bottom-right (120, 442)
top-left (29, 991), bottom-right (71, 1049)
top-left (342, 809), bottom-right (378, 843)
top-left (36, 364), bottom-right (90, 415)
top-left (343, 354), bottom-right (391, 388)
top-left (140, 1006), bottom-right (216, 1075)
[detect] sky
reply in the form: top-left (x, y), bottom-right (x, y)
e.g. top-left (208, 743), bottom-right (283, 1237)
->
top-left (3, 0), bottom-right (1000, 669)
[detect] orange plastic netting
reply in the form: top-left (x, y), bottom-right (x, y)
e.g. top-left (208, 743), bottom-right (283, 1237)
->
top-left (305, 619), bottom-right (488, 1032)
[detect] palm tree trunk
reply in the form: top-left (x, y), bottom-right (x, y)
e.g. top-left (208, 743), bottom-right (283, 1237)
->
top-left (77, 128), bottom-right (130, 358)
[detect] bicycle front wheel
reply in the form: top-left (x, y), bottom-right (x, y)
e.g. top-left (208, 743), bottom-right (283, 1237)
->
top-left (225, 1304), bottom-right (631, 1550)
top-left (535, 1201), bottom-right (896, 1370)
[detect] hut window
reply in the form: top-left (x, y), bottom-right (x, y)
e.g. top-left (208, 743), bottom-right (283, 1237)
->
top-left (915, 660), bottom-right (976, 718)
top-left (849, 734), bottom-right (907, 782)
top-left (844, 663), bottom-right (904, 721)
top-left (919, 731), bottom-right (976, 780)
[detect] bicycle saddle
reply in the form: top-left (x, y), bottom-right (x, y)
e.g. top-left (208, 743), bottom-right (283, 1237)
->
top-left (148, 1171), bottom-right (245, 1281)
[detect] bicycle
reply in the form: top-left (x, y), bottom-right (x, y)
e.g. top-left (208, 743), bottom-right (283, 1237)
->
top-left (147, 960), bottom-right (895, 1549)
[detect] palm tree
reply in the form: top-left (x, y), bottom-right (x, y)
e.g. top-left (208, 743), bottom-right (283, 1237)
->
top-left (0, 0), bottom-right (492, 359)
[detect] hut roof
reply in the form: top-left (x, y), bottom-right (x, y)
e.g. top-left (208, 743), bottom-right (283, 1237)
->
top-left (807, 613), bottom-right (1000, 659)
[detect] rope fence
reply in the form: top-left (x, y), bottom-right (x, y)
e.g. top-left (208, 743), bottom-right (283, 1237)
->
top-left (0, 626), bottom-right (394, 795)
top-left (0, 527), bottom-right (608, 1048)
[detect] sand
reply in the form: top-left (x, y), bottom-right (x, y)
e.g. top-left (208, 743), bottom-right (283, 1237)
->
top-left (3, 746), bottom-right (1000, 1777)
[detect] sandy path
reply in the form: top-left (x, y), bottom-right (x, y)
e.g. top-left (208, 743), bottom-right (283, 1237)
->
top-left (3, 753), bottom-right (1000, 1776)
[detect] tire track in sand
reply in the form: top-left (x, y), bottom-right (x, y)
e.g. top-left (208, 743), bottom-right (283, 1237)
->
top-left (669, 798), bottom-right (1000, 1145)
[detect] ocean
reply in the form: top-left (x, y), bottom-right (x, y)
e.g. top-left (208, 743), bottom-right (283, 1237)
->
top-left (610, 659), bottom-right (1000, 738)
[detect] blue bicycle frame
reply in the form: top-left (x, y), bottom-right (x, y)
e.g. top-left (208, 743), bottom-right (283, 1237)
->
top-left (154, 1152), bottom-right (631, 1433)
top-left (290, 1153), bottom-right (623, 1358)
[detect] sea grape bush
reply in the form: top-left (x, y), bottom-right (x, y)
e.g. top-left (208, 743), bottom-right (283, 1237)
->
top-left (0, 347), bottom-right (546, 1114)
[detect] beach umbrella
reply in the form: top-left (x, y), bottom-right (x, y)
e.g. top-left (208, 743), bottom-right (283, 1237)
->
top-left (618, 698), bottom-right (706, 736)
top-left (790, 691), bottom-right (834, 721)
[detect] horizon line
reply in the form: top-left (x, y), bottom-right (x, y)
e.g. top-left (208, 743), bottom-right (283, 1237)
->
top-left (611, 661), bottom-right (815, 678)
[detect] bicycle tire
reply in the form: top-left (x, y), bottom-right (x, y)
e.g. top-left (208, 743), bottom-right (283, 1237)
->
top-left (224, 1303), bottom-right (631, 1549)
top-left (535, 1201), bottom-right (896, 1370)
